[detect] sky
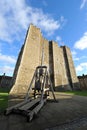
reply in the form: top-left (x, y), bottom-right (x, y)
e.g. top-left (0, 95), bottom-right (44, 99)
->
top-left (0, 0), bottom-right (87, 76)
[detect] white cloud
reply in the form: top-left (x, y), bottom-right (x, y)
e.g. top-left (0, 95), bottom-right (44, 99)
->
top-left (81, 56), bottom-right (87, 59)
top-left (76, 62), bottom-right (87, 74)
top-left (56, 36), bottom-right (61, 42)
top-left (71, 50), bottom-right (77, 56)
top-left (0, 0), bottom-right (66, 43)
top-left (0, 53), bottom-right (16, 75)
top-left (0, 53), bottom-right (16, 64)
top-left (74, 32), bottom-right (87, 50)
top-left (0, 65), bottom-right (14, 76)
top-left (60, 16), bottom-right (67, 28)
top-left (80, 0), bottom-right (87, 9)
top-left (73, 57), bottom-right (80, 61)
top-left (71, 50), bottom-right (87, 61)
top-left (71, 51), bottom-right (79, 61)
top-left (55, 35), bottom-right (65, 46)
top-left (76, 66), bottom-right (83, 72)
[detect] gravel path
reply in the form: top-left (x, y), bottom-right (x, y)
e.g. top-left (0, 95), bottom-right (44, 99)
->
top-left (0, 92), bottom-right (87, 130)
top-left (45, 117), bottom-right (87, 130)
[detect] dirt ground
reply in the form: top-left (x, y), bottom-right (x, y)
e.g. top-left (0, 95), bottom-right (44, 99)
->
top-left (0, 92), bottom-right (87, 130)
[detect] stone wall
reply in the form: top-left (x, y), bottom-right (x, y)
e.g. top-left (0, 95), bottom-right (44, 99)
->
top-left (62, 46), bottom-right (80, 90)
top-left (52, 42), bottom-right (69, 90)
top-left (9, 24), bottom-right (80, 105)
top-left (78, 75), bottom-right (87, 90)
top-left (10, 24), bottom-right (41, 96)
top-left (0, 74), bottom-right (12, 89)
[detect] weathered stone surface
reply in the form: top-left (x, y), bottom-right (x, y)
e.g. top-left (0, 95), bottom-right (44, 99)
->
top-left (9, 24), bottom-right (79, 105)
top-left (78, 75), bottom-right (87, 90)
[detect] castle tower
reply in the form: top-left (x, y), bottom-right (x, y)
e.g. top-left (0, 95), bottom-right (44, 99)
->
top-left (9, 24), bottom-right (79, 105)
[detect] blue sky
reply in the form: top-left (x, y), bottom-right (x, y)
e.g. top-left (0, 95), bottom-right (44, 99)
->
top-left (0, 0), bottom-right (87, 76)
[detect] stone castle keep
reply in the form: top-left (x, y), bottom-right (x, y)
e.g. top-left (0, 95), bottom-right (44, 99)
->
top-left (10, 24), bottom-right (79, 97)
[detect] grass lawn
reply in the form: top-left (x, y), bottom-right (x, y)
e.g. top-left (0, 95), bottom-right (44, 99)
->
top-left (64, 90), bottom-right (87, 96)
top-left (0, 88), bottom-right (9, 113)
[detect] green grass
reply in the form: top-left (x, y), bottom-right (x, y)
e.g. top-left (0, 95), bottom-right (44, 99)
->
top-left (0, 88), bottom-right (9, 113)
top-left (64, 90), bottom-right (87, 96)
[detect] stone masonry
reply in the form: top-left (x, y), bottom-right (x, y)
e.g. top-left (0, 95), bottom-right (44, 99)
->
top-left (78, 74), bottom-right (87, 90)
top-left (0, 73), bottom-right (12, 89)
top-left (9, 24), bottom-right (80, 101)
